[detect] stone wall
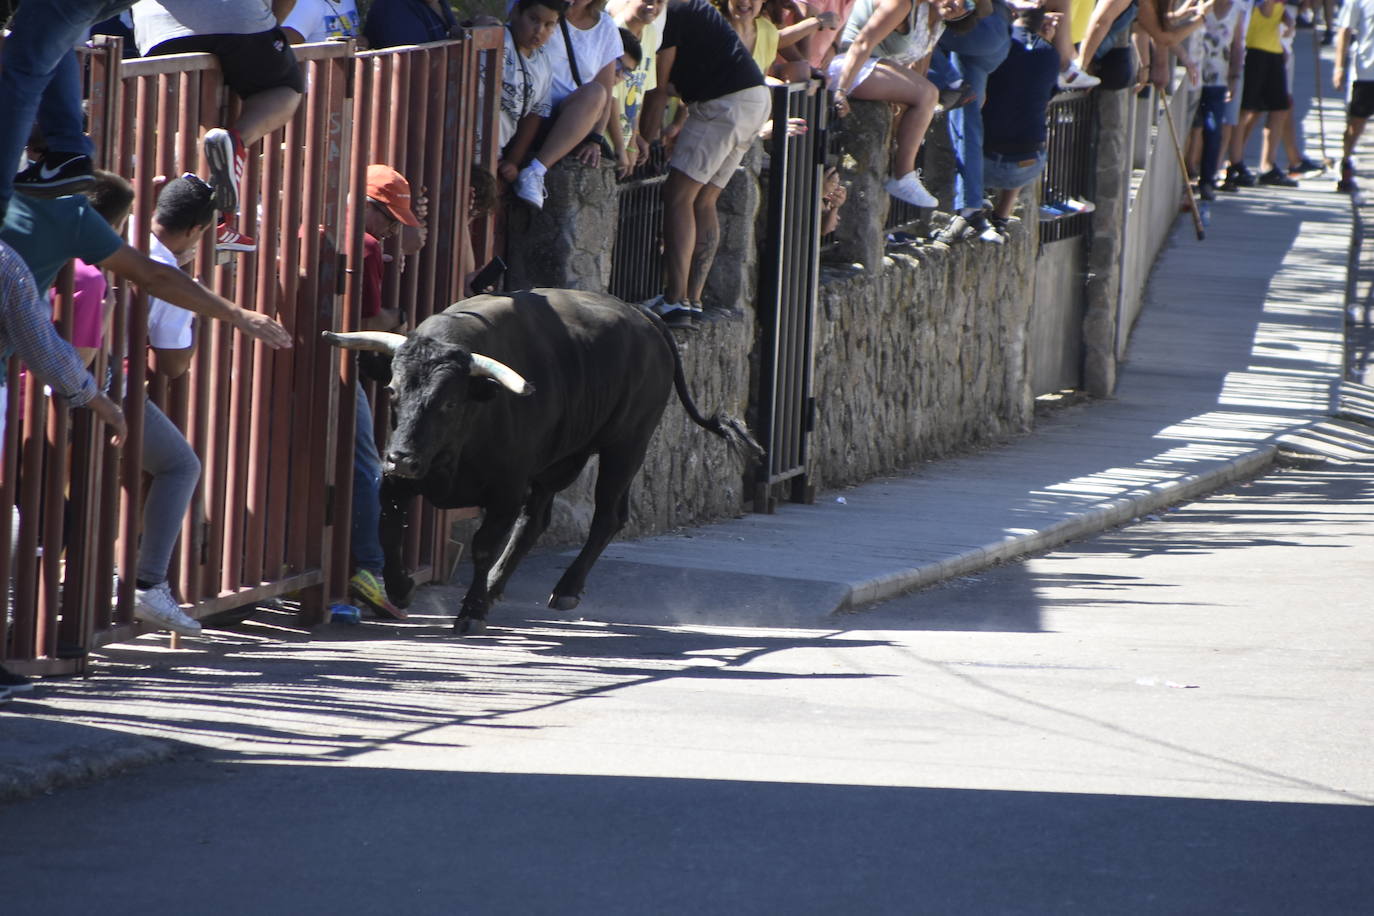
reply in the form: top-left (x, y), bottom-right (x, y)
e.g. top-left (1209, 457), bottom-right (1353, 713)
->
top-left (489, 97), bottom-right (1087, 550)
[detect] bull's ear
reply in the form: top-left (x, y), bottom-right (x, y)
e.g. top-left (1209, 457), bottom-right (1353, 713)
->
top-left (467, 376), bottom-right (502, 402)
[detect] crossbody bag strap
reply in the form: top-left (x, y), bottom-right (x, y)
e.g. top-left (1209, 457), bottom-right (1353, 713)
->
top-left (560, 16), bottom-right (584, 86)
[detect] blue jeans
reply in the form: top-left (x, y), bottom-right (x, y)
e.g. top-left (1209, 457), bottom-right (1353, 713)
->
top-left (935, 17), bottom-right (1011, 211)
top-left (138, 397), bottom-right (202, 585)
top-left (1193, 85), bottom-right (1228, 187)
top-left (0, 0), bottom-right (131, 215)
top-left (351, 380), bottom-right (385, 574)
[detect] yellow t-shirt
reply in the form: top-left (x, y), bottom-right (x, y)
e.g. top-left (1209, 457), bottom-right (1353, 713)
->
top-left (752, 17), bottom-right (780, 76)
top-left (1245, 1), bottom-right (1284, 54)
top-left (1071, 0), bottom-right (1096, 45)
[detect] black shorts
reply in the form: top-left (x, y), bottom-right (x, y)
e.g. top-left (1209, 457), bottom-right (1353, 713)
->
top-left (1241, 49), bottom-right (1290, 112)
top-left (1092, 46), bottom-right (1136, 92)
top-left (147, 28), bottom-right (304, 98)
top-left (1351, 81), bottom-right (1374, 120)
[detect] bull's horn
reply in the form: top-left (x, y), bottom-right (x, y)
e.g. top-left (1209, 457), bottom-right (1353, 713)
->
top-left (321, 330), bottom-right (407, 354)
top-left (470, 353), bottom-right (534, 395)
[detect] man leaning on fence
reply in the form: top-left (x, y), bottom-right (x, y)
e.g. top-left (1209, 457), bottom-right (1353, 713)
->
top-left (639, 0), bottom-right (770, 328)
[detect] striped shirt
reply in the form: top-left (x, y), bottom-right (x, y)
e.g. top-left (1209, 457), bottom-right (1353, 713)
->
top-left (0, 241), bottom-right (98, 407)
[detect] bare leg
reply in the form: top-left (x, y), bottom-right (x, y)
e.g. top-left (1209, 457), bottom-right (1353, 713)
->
top-left (849, 61), bottom-right (937, 177)
top-left (687, 182), bottom-right (724, 302)
top-left (532, 82), bottom-right (609, 168)
top-left (994, 187), bottom-right (1020, 219)
top-left (235, 86), bottom-right (302, 146)
top-left (1344, 115), bottom-right (1369, 159)
top-left (1261, 109), bottom-right (1288, 172)
top-left (663, 168), bottom-right (706, 302)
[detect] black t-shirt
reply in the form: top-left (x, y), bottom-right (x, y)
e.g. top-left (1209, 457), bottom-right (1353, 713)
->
top-left (660, 0), bottom-right (764, 103)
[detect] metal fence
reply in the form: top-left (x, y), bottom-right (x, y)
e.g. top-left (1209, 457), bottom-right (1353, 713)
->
top-left (1039, 90), bottom-right (1097, 244)
top-left (754, 80), bottom-right (828, 511)
top-left (608, 147), bottom-right (671, 303)
top-left (1, 30), bottom-right (501, 675)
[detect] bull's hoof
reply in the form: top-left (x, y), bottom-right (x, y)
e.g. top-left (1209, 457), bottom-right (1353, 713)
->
top-left (548, 594), bottom-right (580, 612)
top-left (453, 615), bottom-right (488, 635)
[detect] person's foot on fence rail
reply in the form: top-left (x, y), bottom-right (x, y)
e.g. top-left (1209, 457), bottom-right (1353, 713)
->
top-left (645, 293), bottom-right (695, 330)
top-left (133, 580), bottom-right (203, 637)
top-left (350, 569), bottom-right (407, 620)
top-left (884, 170), bottom-right (938, 208)
top-left (203, 127), bottom-right (246, 213)
top-left (1057, 60), bottom-right (1101, 91)
top-left (215, 218), bottom-right (257, 254)
top-left (13, 152), bottom-right (95, 198)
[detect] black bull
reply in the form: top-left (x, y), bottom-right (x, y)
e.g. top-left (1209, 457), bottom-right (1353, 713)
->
top-left (324, 288), bottom-right (760, 633)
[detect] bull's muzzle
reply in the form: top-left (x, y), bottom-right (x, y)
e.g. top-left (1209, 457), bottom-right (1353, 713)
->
top-left (383, 450), bottom-right (423, 479)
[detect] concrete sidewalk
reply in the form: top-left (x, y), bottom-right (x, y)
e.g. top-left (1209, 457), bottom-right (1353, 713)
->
top-left (4, 63), bottom-right (1372, 802)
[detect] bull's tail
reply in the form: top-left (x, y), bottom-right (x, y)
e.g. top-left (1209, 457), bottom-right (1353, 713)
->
top-left (641, 306), bottom-right (765, 462)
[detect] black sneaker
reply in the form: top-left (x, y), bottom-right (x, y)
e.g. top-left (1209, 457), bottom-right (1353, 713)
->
top-left (0, 664), bottom-right (33, 693)
top-left (1287, 157), bottom-right (1324, 177)
top-left (1197, 181), bottom-right (1217, 201)
top-left (1231, 163), bottom-right (1258, 187)
top-left (1258, 167), bottom-right (1299, 187)
top-left (933, 213), bottom-right (975, 244)
top-left (1338, 158), bottom-right (1358, 193)
top-left (645, 294), bottom-right (695, 330)
top-left (13, 153), bottom-right (94, 198)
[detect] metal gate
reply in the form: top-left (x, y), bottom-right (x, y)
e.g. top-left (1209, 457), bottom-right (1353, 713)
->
top-left (753, 81), bottom-right (827, 512)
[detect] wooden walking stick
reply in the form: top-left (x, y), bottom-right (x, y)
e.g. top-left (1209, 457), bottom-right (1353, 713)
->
top-left (1158, 90), bottom-right (1206, 241)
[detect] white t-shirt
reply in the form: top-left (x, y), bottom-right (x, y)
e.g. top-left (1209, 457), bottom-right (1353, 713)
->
top-left (1199, 2), bottom-right (1243, 87)
top-left (500, 29), bottom-right (555, 151)
top-left (281, 0), bottom-right (360, 42)
top-left (133, 0), bottom-right (277, 54)
top-left (146, 235), bottom-right (195, 351)
top-left (542, 11), bottom-right (625, 106)
top-left (1339, 0), bottom-right (1374, 83)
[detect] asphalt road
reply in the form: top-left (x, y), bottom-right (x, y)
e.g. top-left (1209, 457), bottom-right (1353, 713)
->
top-left (3, 460), bottom-right (1372, 915)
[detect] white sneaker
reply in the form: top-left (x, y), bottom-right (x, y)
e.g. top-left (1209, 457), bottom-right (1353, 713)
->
top-left (884, 170), bottom-right (938, 208)
top-left (1058, 61), bottom-right (1101, 91)
top-left (514, 167), bottom-right (546, 209)
top-left (134, 581), bottom-right (202, 637)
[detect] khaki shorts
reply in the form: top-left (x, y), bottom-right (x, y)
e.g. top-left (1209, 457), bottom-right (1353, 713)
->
top-left (671, 85), bottom-right (772, 188)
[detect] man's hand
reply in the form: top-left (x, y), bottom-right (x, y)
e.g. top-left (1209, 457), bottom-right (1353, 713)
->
top-left (234, 309), bottom-right (293, 348)
top-left (497, 160), bottom-right (519, 183)
top-left (86, 392), bottom-right (126, 447)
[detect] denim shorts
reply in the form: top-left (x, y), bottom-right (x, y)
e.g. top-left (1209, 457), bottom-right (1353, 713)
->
top-left (982, 149), bottom-right (1046, 191)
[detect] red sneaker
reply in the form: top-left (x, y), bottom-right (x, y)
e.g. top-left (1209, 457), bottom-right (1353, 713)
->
top-left (203, 127), bottom-right (247, 213)
top-left (215, 219), bottom-right (256, 253)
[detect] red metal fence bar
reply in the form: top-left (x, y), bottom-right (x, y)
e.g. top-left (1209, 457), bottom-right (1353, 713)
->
top-left (1, 30), bottom-right (501, 673)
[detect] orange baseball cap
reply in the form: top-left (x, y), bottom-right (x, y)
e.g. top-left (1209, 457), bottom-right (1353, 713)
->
top-left (365, 164), bottom-right (421, 227)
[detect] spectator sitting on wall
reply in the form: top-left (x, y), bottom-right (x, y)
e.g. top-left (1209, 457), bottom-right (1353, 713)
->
top-left (1073, 0), bottom-right (1199, 90)
top-left (349, 164), bottom-right (424, 618)
top-left (510, 0), bottom-right (628, 208)
top-left (0, 1), bottom-right (140, 215)
top-left (829, 0), bottom-right (974, 209)
top-left (928, 0), bottom-right (1011, 246)
top-left (363, 0), bottom-right (459, 47)
top-left (610, 0), bottom-right (666, 177)
top-left (639, 0), bottom-right (771, 327)
top-left (978, 5), bottom-right (1061, 236)
top-left (280, 0), bottom-right (362, 43)
top-left (131, 0), bottom-right (306, 254)
top-left (498, 0), bottom-right (565, 192)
